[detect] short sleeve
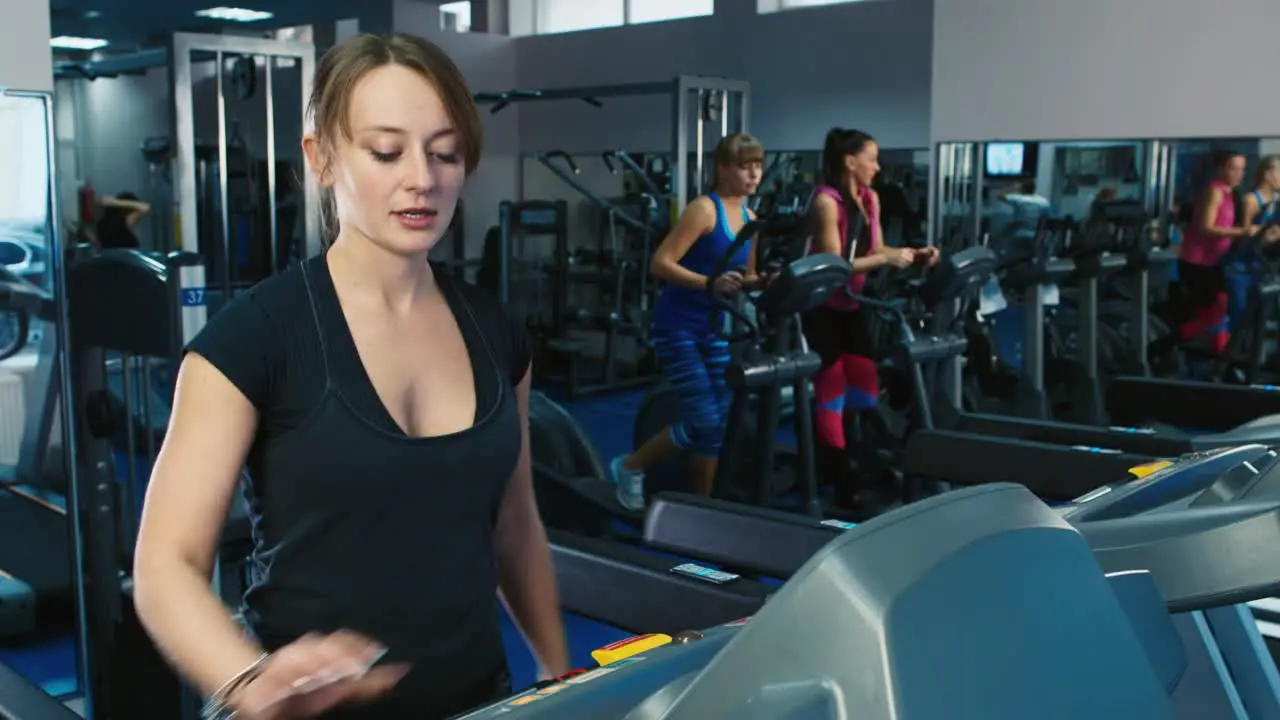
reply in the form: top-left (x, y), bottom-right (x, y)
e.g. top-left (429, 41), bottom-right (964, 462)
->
top-left (184, 293), bottom-right (279, 410)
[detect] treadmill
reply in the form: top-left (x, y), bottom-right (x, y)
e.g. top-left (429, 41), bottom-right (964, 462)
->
top-left (641, 446), bottom-right (1280, 719)
top-left (458, 484), bottom-right (1209, 719)
top-left (0, 660), bottom-right (82, 719)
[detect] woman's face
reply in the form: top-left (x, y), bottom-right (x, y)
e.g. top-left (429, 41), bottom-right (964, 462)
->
top-left (1221, 155), bottom-right (1247, 188)
top-left (844, 141), bottom-right (880, 187)
top-left (719, 159), bottom-right (763, 197)
top-left (1265, 165), bottom-right (1280, 190)
top-left (305, 64), bottom-right (466, 256)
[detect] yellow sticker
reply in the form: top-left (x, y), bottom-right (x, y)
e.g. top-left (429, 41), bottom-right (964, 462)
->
top-left (508, 695), bottom-right (540, 706)
top-left (1128, 460), bottom-right (1174, 479)
top-left (591, 633), bottom-right (672, 666)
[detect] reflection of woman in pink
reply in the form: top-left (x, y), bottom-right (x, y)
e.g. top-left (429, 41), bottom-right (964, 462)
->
top-left (1174, 150), bottom-right (1256, 354)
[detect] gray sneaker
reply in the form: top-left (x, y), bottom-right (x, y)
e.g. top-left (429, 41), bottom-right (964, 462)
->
top-left (610, 455), bottom-right (646, 511)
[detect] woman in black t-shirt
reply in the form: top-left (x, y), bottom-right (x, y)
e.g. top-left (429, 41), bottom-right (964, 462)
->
top-left (132, 34), bottom-right (569, 719)
top-left (95, 192), bottom-right (150, 249)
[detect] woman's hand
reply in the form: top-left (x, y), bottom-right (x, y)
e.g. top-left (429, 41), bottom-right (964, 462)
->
top-left (231, 632), bottom-right (409, 719)
top-left (1264, 225), bottom-right (1280, 243)
top-left (712, 270), bottom-right (746, 295)
top-left (914, 246), bottom-right (942, 267)
top-left (882, 247), bottom-right (916, 269)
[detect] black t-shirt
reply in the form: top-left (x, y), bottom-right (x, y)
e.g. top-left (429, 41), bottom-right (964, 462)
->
top-left (188, 258), bottom-right (530, 434)
top-left (186, 255), bottom-right (530, 717)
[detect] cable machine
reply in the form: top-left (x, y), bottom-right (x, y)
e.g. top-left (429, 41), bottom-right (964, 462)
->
top-left (474, 75), bottom-right (751, 216)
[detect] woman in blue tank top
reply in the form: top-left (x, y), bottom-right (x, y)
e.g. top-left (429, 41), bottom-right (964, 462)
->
top-left (1225, 155), bottom-right (1280, 333)
top-left (610, 133), bottom-right (765, 510)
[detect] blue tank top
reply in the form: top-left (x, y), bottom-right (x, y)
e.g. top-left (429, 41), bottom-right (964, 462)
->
top-left (1251, 190), bottom-right (1278, 226)
top-left (651, 193), bottom-right (750, 331)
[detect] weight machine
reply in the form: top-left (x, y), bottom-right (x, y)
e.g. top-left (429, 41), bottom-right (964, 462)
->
top-left (56, 32), bottom-right (320, 304)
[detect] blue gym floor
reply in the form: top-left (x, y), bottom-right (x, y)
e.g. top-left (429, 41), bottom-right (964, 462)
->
top-left (0, 386), bottom-right (658, 697)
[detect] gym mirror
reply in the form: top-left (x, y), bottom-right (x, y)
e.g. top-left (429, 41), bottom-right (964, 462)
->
top-left (0, 90), bottom-right (53, 293)
top-left (0, 88), bottom-right (78, 704)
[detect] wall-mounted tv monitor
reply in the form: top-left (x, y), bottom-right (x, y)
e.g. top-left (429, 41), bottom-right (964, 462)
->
top-left (986, 142), bottom-right (1026, 177)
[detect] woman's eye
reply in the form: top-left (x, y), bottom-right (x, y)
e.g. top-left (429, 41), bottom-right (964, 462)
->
top-left (432, 152), bottom-right (461, 164)
top-left (371, 150), bottom-right (400, 163)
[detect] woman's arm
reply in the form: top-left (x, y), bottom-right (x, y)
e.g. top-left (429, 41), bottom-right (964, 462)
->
top-left (812, 193), bottom-right (886, 274)
top-left (132, 354), bottom-right (268, 696)
top-left (743, 207), bottom-right (762, 286)
top-left (868, 191), bottom-right (886, 256)
top-left (650, 198), bottom-right (718, 290)
top-left (1200, 186), bottom-right (1251, 237)
top-left (493, 367), bottom-right (570, 679)
top-left (1241, 192), bottom-right (1261, 229)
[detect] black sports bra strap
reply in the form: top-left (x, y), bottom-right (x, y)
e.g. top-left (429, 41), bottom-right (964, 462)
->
top-left (299, 259), bottom-right (334, 385)
top-left (443, 273), bottom-right (506, 389)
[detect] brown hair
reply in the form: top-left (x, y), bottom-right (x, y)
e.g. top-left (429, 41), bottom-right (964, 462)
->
top-left (307, 33), bottom-right (483, 246)
top-left (714, 132), bottom-right (765, 168)
top-left (1256, 154), bottom-right (1280, 188)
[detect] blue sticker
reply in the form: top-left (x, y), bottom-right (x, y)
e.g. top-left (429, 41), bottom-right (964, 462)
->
top-left (181, 288), bottom-right (207, 307)
top-left (1071, 445), bottom-right (1123, 455)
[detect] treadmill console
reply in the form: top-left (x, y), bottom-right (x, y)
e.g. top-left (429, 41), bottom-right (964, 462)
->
top-left (1062, 444), bottom-right (1275, 522)
top-left (462, 485), bottom-right (1176, 719)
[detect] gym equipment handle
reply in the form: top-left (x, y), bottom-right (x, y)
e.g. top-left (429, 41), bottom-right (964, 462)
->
top-left (535, 151), bottom-right (652, 235)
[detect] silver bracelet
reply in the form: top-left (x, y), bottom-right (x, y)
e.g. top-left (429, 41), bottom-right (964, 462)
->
top-left (202, 653), bottom-right (269, 720)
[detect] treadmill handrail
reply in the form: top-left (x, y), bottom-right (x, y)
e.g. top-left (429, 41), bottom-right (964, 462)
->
top-left (1078, 500), bottom-right (1280, 613)
top-left (0, 662), bottom-right (82, 719)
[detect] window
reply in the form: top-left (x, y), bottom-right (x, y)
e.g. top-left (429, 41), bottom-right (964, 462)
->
top-left (627, 0), bottom-right (714, 25)
top-left (440, 1), bottom-right (472, 33)
top-left (536, 0), bottom-right (624, 34)
top-left (757, 0), bottom-right (870, 13)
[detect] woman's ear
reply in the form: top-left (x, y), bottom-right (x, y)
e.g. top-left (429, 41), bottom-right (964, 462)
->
top-left (302, 134), bottom-right (334, 188)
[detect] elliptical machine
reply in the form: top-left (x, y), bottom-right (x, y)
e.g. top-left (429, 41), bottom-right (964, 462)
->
top-left (634, 217), bottom-right (852, 517)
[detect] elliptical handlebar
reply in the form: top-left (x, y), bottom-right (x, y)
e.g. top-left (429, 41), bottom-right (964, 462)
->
top-left (703, 214), bottom-right (812, 343)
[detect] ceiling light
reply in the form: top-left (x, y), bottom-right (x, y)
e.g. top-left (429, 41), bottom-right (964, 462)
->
top-left (194, 6), bottom-right (274, 22)
top-left (50, 36), bottom-right (109, 50)
top-left (83, 10), bottom-right (101, 18)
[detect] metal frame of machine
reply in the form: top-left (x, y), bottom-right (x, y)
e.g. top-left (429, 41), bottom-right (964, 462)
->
top-left (168, 32), bottom-right (320, 297)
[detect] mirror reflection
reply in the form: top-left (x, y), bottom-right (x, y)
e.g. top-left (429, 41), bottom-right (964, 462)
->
top-left (933, 137), bottom-right (1280, 418)
top-left (0, 89), bottom-right (77, 704)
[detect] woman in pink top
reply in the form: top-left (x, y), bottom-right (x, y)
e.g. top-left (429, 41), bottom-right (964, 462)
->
top-left (1176, 150), bottom-right (1257, 354)
top-left (801, 128), bottom-right (935, 510)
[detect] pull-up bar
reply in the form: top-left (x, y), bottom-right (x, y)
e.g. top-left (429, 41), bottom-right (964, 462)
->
top-left (481, 76), bottom-right (750, 214)
top-left (535, 152), bottom-right (651, 234)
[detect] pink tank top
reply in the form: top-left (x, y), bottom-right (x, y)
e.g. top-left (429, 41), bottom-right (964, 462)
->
top-left (1181, 180), bottom-right (1235, 266)
top-left (811, 184), bottom-right (879, 310)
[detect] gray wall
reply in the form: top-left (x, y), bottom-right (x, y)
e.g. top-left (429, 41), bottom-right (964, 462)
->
top-left (932, 0), bottom-right (1280, 142)
top-left (0, 0), bottom-right (53, 93)
top-left (394, 0), bottom-right (521, 264)
top-left (514, 0), bottom-right (934, 153)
